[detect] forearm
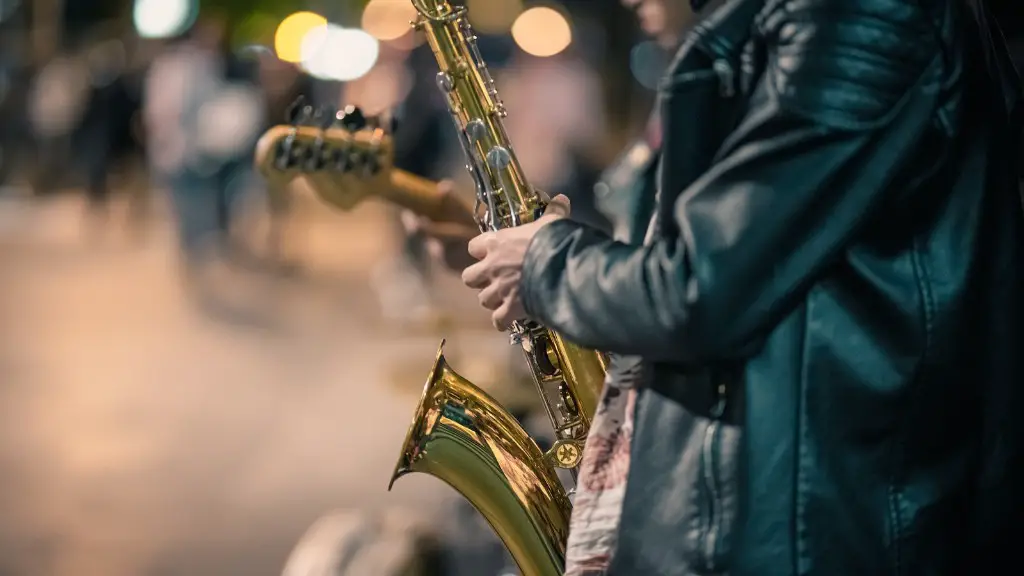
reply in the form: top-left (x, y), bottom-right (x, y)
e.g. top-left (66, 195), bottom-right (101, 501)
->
top-left (521, 220), bottom-right (664, 354)
top-left (521, 103), bottom-right (938, 364)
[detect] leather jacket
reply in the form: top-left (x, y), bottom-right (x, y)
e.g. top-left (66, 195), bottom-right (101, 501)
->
top-left (520, 0), bottom-right (1024, 574)
top-left (594, 135), bottom-right (660, 245)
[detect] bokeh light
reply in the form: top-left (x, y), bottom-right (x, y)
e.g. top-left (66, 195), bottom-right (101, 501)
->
top-left (133, 0), bottom-right (197, 39)
top-left (275, 11), bottom-right (328, 63)
top-left (467, 0), bottom-right (523, 35)
top-left (362, 0), bottom-right (417, 42)
top-left (630, 40), bottom-right (669, 90)
top-left (510, 6), bottom-right (572, 58)
top-left (301, 25), bottom-right (380, 82)
top-left (235, 12), bottom-right (281, 46)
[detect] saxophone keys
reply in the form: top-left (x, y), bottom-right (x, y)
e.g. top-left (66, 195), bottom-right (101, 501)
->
top-left (546, 439), bottom-right (584, 469)
top-left (486, 146), bottom-right (511, 170)
top-left (435, 71), bottom-right (455, 92)
top-left (465, 118), bottom-right (487, 143)
top-left (284, 95), bottom-right (307, 124)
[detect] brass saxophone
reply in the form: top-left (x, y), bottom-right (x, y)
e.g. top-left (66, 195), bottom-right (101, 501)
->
top-left (389, 2), bottom-right (608, 575)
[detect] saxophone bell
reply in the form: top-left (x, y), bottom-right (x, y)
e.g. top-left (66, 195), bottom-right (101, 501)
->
top-left (389, 340), bottom-right (571, 576)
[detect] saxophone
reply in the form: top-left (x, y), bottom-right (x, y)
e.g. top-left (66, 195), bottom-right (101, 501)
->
top-left (389, 2), bottom-right (608, 575)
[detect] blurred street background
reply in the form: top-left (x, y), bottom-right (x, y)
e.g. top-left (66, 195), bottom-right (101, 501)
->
top-left (0, 0), bottom-right (1020, 575)
top-left (0, 1), bottom-right (658, 575)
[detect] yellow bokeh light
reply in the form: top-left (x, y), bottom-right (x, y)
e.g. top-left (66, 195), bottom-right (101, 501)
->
top-left (511, 6), bottom-right (571, 58)
top-left (362, 0), bottom-right (417, 42)
top-left (275, 11), bottom-right (327, 63)
top-left (467, 0), bottom-right (523, 35)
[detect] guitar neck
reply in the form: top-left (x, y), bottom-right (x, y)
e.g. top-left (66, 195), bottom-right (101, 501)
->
top-left (382, 170), bottom-right (450, 222)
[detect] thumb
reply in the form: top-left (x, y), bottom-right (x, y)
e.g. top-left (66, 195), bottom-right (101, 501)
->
top-left (545, 194), bottom-right (571, 218)
top-left (436, 178), bottom-right (457, 195)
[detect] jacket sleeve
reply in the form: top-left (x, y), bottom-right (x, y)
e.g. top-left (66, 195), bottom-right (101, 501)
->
top-left (519, 0), bottom-right (943, 363)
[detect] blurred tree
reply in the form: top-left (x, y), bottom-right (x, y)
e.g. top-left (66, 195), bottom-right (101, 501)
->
top-left (199, 0), bottom-right (372, 45)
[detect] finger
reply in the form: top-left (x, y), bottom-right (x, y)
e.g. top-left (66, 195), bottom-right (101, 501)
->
top-left (467, 232), bottom-right (493, 259)
top-left (425, 237), bottom-right (444, 261)
top-left (436, 178), bottom-right (455, 192)
top-left (492, 297), bottom-right (517, 331)
top-left (399, 210), bottom-right (420, 234)
top-left (546, 194), bottom-right (571, 217)
top-left (477, 282), bottom-right (503, 310)
top-left (462, 260), bottom-right (489, 289)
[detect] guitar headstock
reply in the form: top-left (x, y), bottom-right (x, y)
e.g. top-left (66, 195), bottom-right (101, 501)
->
top-left (254, 99), bottom-right (397, 211)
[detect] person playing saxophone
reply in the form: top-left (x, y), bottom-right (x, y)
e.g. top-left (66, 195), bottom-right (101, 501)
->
top-left (422, 0), bottom-right (1024, 574)
top-left (411, 1), bottom-right (682, 571)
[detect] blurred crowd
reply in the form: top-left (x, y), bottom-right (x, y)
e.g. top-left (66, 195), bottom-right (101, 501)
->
top-left (0, 2), bottom-right (628, 324)
top-left (0, 2), bottom-right (633, 575)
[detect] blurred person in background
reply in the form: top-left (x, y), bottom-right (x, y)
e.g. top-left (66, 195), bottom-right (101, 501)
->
top-left (0, 53), bottom-right (30, 190)
top-left (280, 508), bottom-right (444, 576)
top-left (75, 38), bottom-right (148, 237)
top-left (341, 41), bottom-right (457, 328)
top-left (496, 45), bottom-right (607, 229)
top-left (27, 49), bottom-right (91, 196)
top-left (256, 51), bottom-right (315, 270)
top-left (142, 11), bottom-right (265, 284)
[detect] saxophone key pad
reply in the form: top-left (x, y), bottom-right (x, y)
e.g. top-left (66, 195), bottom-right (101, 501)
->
top-left (465, 119), bottom-right (487, 143)
top-left (435, 71), bottom-right (455, 92)
top-left (486, 147), bottom-right (511, 170)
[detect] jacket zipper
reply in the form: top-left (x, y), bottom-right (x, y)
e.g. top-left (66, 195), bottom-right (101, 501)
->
top-left (713, 59), bottom-right (736, 98)
top-left (702, 382), bottom-right (728, 571)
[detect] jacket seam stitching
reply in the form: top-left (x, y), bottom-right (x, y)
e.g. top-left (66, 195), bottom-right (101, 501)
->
top-left (892, 237), bottom-right (936, 576)
top-left (794, 300), bottom-right (810, 576)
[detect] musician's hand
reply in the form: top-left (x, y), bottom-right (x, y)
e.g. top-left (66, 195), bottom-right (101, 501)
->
top-left (461, 195), bottom-right (571, 331)
top-left (405, 180), bottom-right (479, 271)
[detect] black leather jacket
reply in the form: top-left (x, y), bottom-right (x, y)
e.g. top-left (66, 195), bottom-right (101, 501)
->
top-left (520, 0), bottom-right (1024, 574)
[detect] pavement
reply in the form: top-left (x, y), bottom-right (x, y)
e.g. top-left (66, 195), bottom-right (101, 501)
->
top-left (0, 187), bottom-right (520, 576)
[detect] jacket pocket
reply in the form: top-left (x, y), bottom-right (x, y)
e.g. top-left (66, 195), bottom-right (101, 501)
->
top-left (700, 417), bottom-right (742, 571)
top-left (610, 383), bottom-right (742, 575)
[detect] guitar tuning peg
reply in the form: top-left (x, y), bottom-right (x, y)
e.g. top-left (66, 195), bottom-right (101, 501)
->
top-left (374, 112), bottom-right (398, 134)
top-left (312, 106), bottom-right (336, 130)
top-left (285, 96), bottom-right (307, 124)
top-left (337, 105), bottom-right (367, 131)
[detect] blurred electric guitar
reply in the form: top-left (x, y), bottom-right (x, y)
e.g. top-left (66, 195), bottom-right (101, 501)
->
top-left (254, 102), bottom-right (468, 223)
